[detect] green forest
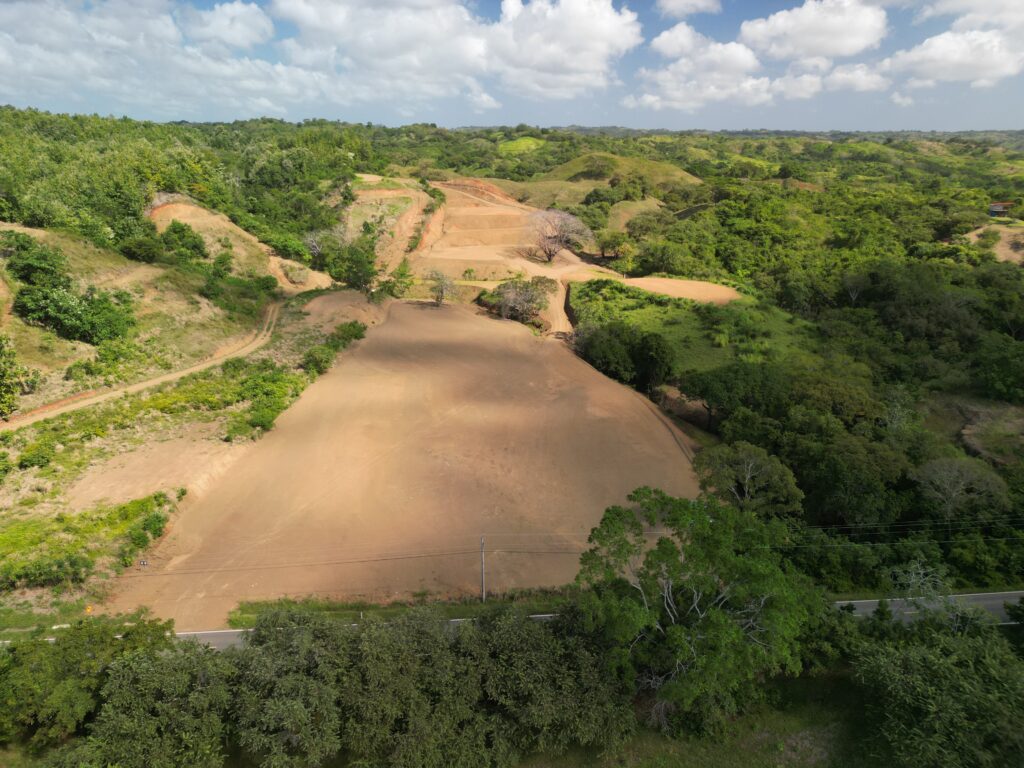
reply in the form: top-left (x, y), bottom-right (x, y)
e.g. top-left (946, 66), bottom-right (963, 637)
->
top-left (1, 107), bottom-right (1023, 766)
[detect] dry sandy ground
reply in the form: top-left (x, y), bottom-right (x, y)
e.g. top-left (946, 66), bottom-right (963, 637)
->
top-left (62, 293), bottom-right (383, 506)
top-left (624, 277), bottom-right (741, 304)
top-left (108, 302), bottom-right (699, 629)
top-left (66, 426), bottom-right (249, 512)
top-left (968, 223), bottom-right (1024, 264)
top-left (352, 185), bottom-right (430, 273)
top-left (414, 181), bottom-right (741, 329)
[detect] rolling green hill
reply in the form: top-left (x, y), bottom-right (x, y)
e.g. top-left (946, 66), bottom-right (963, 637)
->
top-left (543, 151), bottom-right (702, 186)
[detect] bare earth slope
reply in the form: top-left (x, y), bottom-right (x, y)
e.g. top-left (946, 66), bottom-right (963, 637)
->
top-left (149, 199), bottom-right (332, 293)
top-left (108, 302), bottom-right (698, 629)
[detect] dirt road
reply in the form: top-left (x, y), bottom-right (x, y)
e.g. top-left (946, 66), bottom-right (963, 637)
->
top-left (0, 302), bottom-right (280, 432)
top-left (107, 302), bottom-right (699, 629)
top-left (415, 181), bottom-right (740, 333)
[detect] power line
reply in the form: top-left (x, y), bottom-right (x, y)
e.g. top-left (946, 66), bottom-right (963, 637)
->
top-left (117, 532), bottom-right (1024, 581)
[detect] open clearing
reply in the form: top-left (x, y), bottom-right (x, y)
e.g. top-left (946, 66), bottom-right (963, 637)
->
top-left (968, 222), bottom-right (1024, 264)
top-left (108, 299), bottom-right (698, 629)
top-left (103, 177), bottom-right (736, 628)
top-left (418, 179), bottom-right (741, 314)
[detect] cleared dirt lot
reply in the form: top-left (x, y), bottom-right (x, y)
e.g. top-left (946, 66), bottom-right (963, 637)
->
top-left (968, 223), bottom-right (1024, 264)
top-left (108, 302), bottom-right (698, 629)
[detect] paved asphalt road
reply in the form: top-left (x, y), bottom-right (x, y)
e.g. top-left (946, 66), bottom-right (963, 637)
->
top-left (176, 595), bottom-right (1023, 649)
top-left (836, 589), bottom-right (1024, 624)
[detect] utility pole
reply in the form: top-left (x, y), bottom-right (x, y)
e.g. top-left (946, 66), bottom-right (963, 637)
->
top-left (480, 535), bottom-right (486, 602)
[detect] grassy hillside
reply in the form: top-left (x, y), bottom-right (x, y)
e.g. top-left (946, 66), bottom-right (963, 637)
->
top-left (607, 198), bottom-right (664, 231)
top-left (498, 136), bottom-right (547, 155)
top-left (0, 223), bottom-right (273, 409)
top-left (543, 151), bottom-right (702, 186)
top-left (569, 279), bottom-right (815, 377)
top-left (480, 177), bottom-right (595, 208)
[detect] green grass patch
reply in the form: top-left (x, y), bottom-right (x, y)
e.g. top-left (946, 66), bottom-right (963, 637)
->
top-left (522, 674), bottom-right (883, 768)
top-left (0, 493), bottom-right (174, 590)
top-left (498, 137), bottom-right (547, 156)
top-left (570, 279), bottom-right (816, 376)
top-left (226, 588), bottom-right (576, 629)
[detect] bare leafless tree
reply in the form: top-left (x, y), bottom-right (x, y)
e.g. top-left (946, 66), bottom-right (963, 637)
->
top-left (303, 235), bottom-right (327, 266)
top-left (529, 210), bottom-right (592, 262)
top-left (428, 270), bottom-right (456, 306)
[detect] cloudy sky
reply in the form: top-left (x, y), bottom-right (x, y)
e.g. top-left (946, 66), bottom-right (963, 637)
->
top-left (0, 0), bottom-right (1021, 129)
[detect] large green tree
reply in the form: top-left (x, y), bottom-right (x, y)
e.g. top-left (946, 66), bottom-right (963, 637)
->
top-left (0, 616), bottom-right (172, 748)
top-left (855, 618), bottom-right (1024, 768)
top-left (85, 642), bottom-right (233, 768)
top-left (231, 610), bottom-right (350, 768)
top-left (575, 488), bottom-right (817, 733)
top-left (693, 440), bottom-right (803, 518)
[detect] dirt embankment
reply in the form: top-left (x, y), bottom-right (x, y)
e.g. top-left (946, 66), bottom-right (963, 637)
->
top-left (411, 183), bottom-right (741, 331)
top-left (107, 302), bottom-right (699, 629)
top-left (149, 200), bottom-right (332, 293)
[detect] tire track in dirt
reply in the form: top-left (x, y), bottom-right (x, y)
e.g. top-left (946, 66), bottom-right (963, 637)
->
top-left (0, 302), bottom-right (281, 432)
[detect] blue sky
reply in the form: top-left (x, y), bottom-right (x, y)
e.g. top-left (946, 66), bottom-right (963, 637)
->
top-left (0, 0), bottom-right (1021, 129)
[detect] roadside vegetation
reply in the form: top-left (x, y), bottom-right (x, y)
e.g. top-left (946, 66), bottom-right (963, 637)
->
top-left (1, 490), bottom-right (1020, 767)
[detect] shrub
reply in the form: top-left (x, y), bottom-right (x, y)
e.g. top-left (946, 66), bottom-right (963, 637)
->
top-left (2, 234), bottom-right (70, 288)
top-left (326, 321), bottom-right (366, 351)
top-left (160, 220), bottom-right (208, 261)
top-left (17, 438), bottom-right (55, 469)
top-left (13, 281), bottom-right (135, 345)
top-left (301, 344), bottom-right (335, 375)
top-left (119, 236), bottom-right (164, 263)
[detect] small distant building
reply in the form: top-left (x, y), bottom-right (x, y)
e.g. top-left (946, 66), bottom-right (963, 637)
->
top-left (989, 201), bottom-right (1014, 216)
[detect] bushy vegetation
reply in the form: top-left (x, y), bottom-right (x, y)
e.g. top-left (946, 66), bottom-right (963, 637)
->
top-left (566, 156), bottom-right (1024, 594)
top-left (300, 320), bottom-right (366, 375)
top-left (479, 275), bottom-right (557, 328)
top-left (0, 493), bottom-right (173, 590)
top-left (0, 334), bottom-right (38, 418)
top-left (1, 231), bottom-right (135, 344)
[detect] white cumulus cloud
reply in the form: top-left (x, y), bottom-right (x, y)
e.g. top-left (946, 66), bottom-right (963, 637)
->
top-left (739, 0), bottom-right (888, 60)
top-left (0, 0), bottom-right (643, 119)
top-left (630, 23), bottom-right (773, 111)
top-left (882, 29), bottom-right (1024, 88)
top-left (182, 1), bottom-right (274, 50)
top-left (488, 0), bottom-right (643, 99)
top-left (771, 73), bottom-right (824, 100)
top-left (656, 0), bottom-right (721, 17)
top-left (825, 62), bottom-right (890, 91)
top-left (919, 0), bottom-right (1024, 34)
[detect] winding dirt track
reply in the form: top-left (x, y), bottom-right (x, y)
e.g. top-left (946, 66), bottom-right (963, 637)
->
top-left (418, 181), bottom-right (741, 332)
top-left (0, 302), bottom-right (281, 432)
